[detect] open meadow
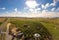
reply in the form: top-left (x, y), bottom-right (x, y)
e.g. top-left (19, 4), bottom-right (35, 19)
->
top-left (0, 18), bottom-right (59, 40)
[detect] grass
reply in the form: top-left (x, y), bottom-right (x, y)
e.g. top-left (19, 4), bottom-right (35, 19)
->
top-left (9, 18), bottom-right (53, 40)
top-left (0, 18), bottom-right (59, 40)
top-left (0, 18), bottom-right (7, 22)
top-left (40, 19), bottom-right (59, 40)
top-left (9, 18), bottom-right (59, 40)
top-left (0, 22), bottom-right (2, 25)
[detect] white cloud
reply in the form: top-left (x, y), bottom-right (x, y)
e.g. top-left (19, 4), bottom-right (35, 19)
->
top-left (50, 3), bottom-right (56, 6)
top-left (29, 8), bottom-right (34, 12)
top-left (41, 10), bottom-right (59, 18)
top-left (14, 8), bottom-right (18, 12)
top-left (41, 0), bottom-right (59, 9)
top-left (34, 8), bottom-right (41, 13)
top-left (0, 7), bottom-right (6, 10)
top-left (51, 0), bottom-right (59, 6)
top-left (25, 0), bottom-right (39, 8)
top-left (25, 0), bottom-right (40, 13)
top-left (45, 3), bottom-right (50, 9)
top-left (36, 8), bottom-right (41, 11)
top-left (41, 2), bottom-right (56, 10)
top-left (53, 0), bottom-right (59, 3)
top-left (41, 3), bottom-right (50, 9)
top-left (56, 7), bottom-right (59, 11)
top-left (24, 7), bottom-right (28, 10)
top-left (41, 5), bottom-right (45, 9)
top-left (51, 8), bottom-right (55, 11)
top-left (0, 11), bottom-right (59, 18)
top-left (53, 0), bottom-right (57, 3)
top-left (28, 8), bottom-right (41, 13)
top-left (41, 3), bottom-right (56, 9)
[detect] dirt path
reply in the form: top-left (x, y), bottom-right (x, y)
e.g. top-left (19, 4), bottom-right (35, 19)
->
top-left (0, 18), bottom-right (16, 40)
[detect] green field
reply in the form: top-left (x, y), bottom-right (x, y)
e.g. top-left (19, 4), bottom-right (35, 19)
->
top-left (0, 18), bottom-right (59, 40)
top-left (9, 18), bottom-right (59, 40)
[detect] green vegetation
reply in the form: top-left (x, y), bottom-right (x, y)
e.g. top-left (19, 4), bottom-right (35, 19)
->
top-left (0, 18), bottom-right (7, 25)
top-left (40, 18), bottom-right (59, 40)
top-left (9, 18), bottom-right (53, 40)
top-left (0, 18), bottom-right (59, 40)
top-left (0, 22), bottom-right (2, 25)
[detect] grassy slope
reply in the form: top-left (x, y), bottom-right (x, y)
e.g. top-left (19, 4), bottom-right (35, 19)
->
top-left (9, 18), bottom-right (59, 40)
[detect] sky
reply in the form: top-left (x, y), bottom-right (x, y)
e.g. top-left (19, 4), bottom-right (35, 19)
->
top-left (0, 0), bottom-right (59, 17)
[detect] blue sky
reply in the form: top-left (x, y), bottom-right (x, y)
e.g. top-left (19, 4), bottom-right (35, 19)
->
top-left (0, 0), bottom-right (59, 17)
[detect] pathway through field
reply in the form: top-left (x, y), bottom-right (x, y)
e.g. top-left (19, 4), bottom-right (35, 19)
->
top-left (0, 18), bottom-right (16, 40)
